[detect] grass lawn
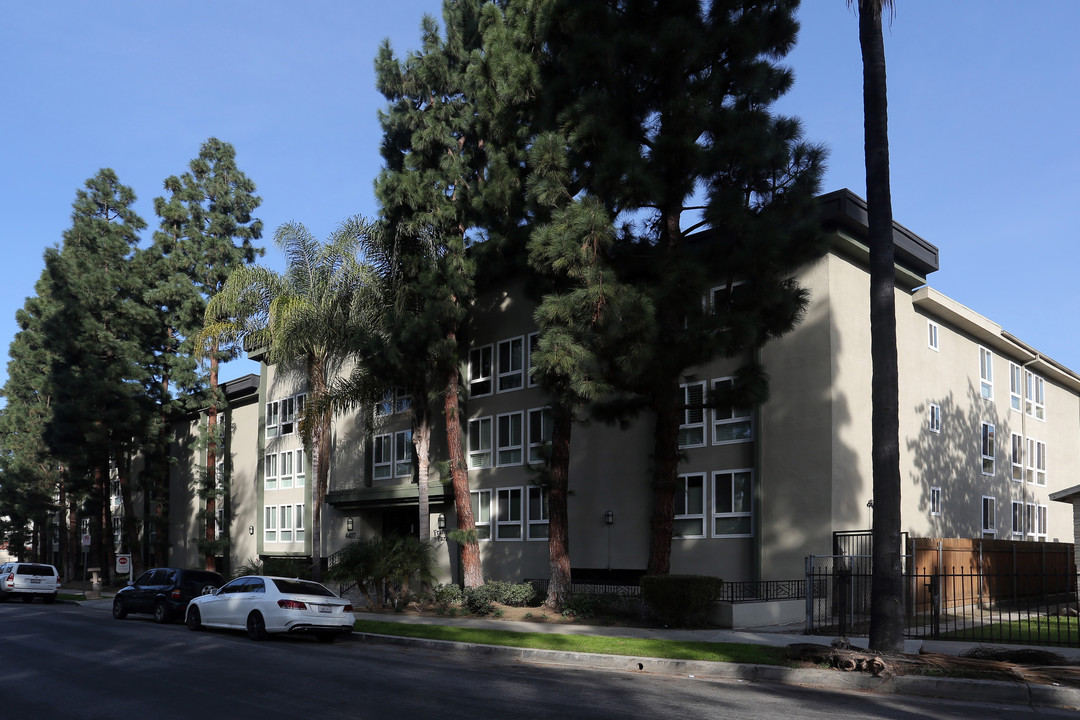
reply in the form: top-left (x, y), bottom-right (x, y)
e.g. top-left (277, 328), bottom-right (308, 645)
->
top-left (939, 616), bottom-right (1080, 646)
top-left (353, 619), bottom-right (789, 666)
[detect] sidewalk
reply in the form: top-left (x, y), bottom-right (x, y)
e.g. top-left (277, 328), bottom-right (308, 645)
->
top-left (75, 595), bottom-right (1080, 710)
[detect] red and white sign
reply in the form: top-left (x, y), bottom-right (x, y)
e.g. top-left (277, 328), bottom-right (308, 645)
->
top-left (116, 554), bottom-right (131, 575)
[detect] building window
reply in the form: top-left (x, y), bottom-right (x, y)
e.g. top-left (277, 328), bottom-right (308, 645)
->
top-left (712, 378), bottom-right (752, 444)
top-left (981, 496), bottom-right (996, 535)
top-left (279, 396), bottom-right (296, 435)
top-left (295, 504), bottom-right (305, 542)
top-left (527, 486), bottom-right (549, 540)
top-left (927, 321), bottom-right (939, 351)
top-left (928, 404), bottom-right (941, 434)
top-left (469, 345), bottom-right (493, 397)
top-left (678, 382), bottom-right (706, 448)
top-left (1009, 363), bottom-right (1022, 412)
top-left (930, 486), bottom-right (942, 516)
top-left (979, 347), bottom-right (993, 400)
top-left (266, 401), bottom-right (280, 438)
top-left (280, 505), bottom-right (293, 543)
top-left (1037, 504), bottom-right (1048, 540)
top-left (265, 453), bottom-right (278, 490)
top-left (1010, 434), bottom-right (1023, 482)
top-left (1025, 503), bottom-right (1037, 539)
top-left (980, 422), bottom-right (995, 475)
top-left (674, 473), bottom-right (705, 538)
top-left (1025, 371), bottom-right (1045, 421)
top-left (495, 487), bottom-right (522, 540)
top-left (375, 387), bottom-right (410, 417)
top-left (394, 430), bottom-right (413, 477)
top-left (295, 449), bottom-right (305, 487)
top-left (527, 332), bottom-right (540, 387)
top-left (1011, 501), bottom-right (1024, 537)
top-left (528, 407), bottom-right (552, 464)
top-left (373, 434), bottom-right (392, 480)
top-left (497, 337), bottom-right (525, 392)
top-left (713, 470), bottom-right (752, 537)
top-left (279, 450), bottom-right (294, 489)
top-left (112, 516), bottom-right (122, 546)
top-left (265, 506), bottom-right (277, 543)
top-left (496, 412), bottom-right (524, 466)
top-left (471, 490), bottom-right (491, 540)
top-left (1027, 439), bottom-right (1046, 486)
top-left (468, 417), bottom-right (493, 469)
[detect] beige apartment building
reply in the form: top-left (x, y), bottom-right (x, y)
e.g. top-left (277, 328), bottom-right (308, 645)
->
top-left (161, 189), bottom-right (1078, 587)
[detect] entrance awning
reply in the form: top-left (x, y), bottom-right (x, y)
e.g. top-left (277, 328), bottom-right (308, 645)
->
top-left (326, 481), bottom-right (447, 511)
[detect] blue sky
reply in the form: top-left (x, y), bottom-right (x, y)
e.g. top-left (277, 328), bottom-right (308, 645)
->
top-left (2, 1), bottom-right (1078, 392)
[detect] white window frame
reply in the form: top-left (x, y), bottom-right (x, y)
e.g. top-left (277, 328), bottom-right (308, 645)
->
top-left (928, 403), bottom-right (941, 434)
top-left (1009, 362), bottom-right (1022, 412)
top-left (712, 469), bottom-right (753, 538)
top-left (1010, 433), bottom-right (1023, 482)
top-left (930, 486), bottom-right (942, 517)
top-left (471, 489), bottom-right (491, 540)
top-left (497, 336), bottom-right (525, 393)
top-left (295, 504), bottom-right (305, 542)
top-left (979, 347), bottom-right (993, 400)
top-left (265, 505), bottom-right (278, 543)
top-left (1011, 500), bottom-right (1024, 538)
top-left (375, 388), bottom-right (394, 417)
top-left (1027, 438), bottom-right (1046, 486)
top-left (1025, 371), bottom-right (1045, 421)
top-left (927, 320), bottom-right (939, 351)
top-left (469, 345), bottom-right (493, 397)
top-left (1036, 504), bottom-right (1048, 540)
top-left (981, 496), bottom-right (996, 536)
top-left (711, 377), bottom-right (752, 444)
top-left (527, 332), bottom-right (540, 387)
top-left (1025, 502), bottom-right (1037, 540)
top-left (495, 487), bottom-right (523, 540)
top-left (678, 381), bottom-right (706, 449)
top-left (527, 407), bottom-right (552, 465)
top-left (280, 504), bottom-right (293, 543)
top-left (295, 449), bottom-right (305, 487)
top-left (468, 416), bottom-right (493, 469)
top-left (264, 453), bottom-right (278, 490)
top-left (674, 473), bottom-right (706, 539)
top-left (265, 400), bottom-right (280, 438)
top-left (980, 422), bottom-right (995, 476)
top-left (527, 486), bottom-right (549, 541)
top-left (394, 429), bottom-right (413, 478)
top-left (280, 396), bottom-right (296, 435)
top-left (373, 434), bottom-right (392, 480)
top-left (279, 450), bottom-right (294, 489)
top-left (496, 412), bottom-right (524, 466)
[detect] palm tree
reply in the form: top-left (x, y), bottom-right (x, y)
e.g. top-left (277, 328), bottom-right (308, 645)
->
top-left (850, 0), bottom-right (903, 652)
top-left (197, 218), bottom-right (381, 582)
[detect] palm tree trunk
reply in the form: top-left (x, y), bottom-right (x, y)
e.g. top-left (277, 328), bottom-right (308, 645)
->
top-left (205, 352), bottom-right (218, 572)
top-left (858, 0), bottom-right (904, 653)
top-left (412, 400), bottom-right (432, 541)
top-left (310, 356), bottom-right (331, 582)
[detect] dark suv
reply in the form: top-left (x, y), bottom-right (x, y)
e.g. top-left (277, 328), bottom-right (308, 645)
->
top-left (112, 567), bottom-right (224, 624)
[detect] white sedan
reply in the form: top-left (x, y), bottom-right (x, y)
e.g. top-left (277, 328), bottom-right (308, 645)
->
top-left (186, 575), bottom-right (354, 643)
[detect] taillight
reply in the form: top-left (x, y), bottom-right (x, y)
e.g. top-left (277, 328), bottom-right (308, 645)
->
top-left (344, 604), bottom-right (353, 612)
top-left (171, 589), bottom-right (181, 600)
top-left (277, 599), bottom-right (307, 610)
top-left (3, 573), bottom-right (12, 588)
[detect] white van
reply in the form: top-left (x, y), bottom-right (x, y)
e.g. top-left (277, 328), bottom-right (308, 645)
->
top-left (0, 562), bottom-right (60, 603)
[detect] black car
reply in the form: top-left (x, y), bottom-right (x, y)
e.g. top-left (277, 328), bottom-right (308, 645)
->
top-left (112, 567), bottom-right (224, 624)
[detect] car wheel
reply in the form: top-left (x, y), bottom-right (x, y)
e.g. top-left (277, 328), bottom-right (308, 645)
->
top-left (246, 611), bottom-right (268, 641)
top-left (154, 601), bottom-right (171, 624)
top-left (186, 606), bottom-right (202, 631)
top-left (112, 597), bottom-right (127, 619)
top-left (315, 632), bottom-right (338, 644)
top-left (21, 595), bottom-right (34, 603)
top-left (199, 584), bottom-right (217, 596)
top-left (43, 593), bottom-right (56, 604)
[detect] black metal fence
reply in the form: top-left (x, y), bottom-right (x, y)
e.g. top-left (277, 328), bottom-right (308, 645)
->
top-left (719, 579), bottom-right (804, 602)
top-left (806, 554), bottom-right (1080, 647)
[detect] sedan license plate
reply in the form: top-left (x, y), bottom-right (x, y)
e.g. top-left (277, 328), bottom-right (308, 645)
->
top-left (318, 604), bottom-right (332, 613)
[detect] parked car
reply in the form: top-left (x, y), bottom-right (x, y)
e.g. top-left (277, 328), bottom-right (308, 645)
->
top-left (0, 562), bottom-right (60, 603)
top-left (113, 567), bottom-right (225, 624)
top-left (186, 575), bottom-right (355, 643)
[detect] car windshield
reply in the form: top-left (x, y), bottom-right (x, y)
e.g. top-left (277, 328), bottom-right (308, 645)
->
top-left (16, 565), bottom-right (55, 576)
top-left (271, 578), bottom-right (336, 597)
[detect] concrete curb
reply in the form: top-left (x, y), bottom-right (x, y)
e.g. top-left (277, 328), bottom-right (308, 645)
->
top-left (353, 631), bottom-right (1080, 710)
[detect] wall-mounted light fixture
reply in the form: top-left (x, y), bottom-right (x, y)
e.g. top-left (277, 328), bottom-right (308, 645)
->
top-left (434, 513), bottom-right (447, 541)
top-left (346, 518), bottom-right (354, 532)
top-left (248, 525), bottom-right (254, 536)
top-left (604, 510), bottom-right (614, 525)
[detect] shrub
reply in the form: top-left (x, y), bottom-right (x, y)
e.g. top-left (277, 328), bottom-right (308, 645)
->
top-left (463, 585), bottom-right (496, 615)
top-left (640, 574), bottom-right (723, 627)
top-left (485, 580), bottom-right (537, 607)
top-left (432, 583), bottom-right (464, 610)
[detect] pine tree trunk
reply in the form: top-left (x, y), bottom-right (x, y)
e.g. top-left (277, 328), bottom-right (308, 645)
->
top-left (859, 0), bottom-right (904, 654)
top-left (444, 353), bottom-right (482, 587)
top-left (118, 457), bottom-right (139, 577)
top-left (544, 402), bottom-right (573, 610)
top-left (646, 383), bottom-right (680, 576)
